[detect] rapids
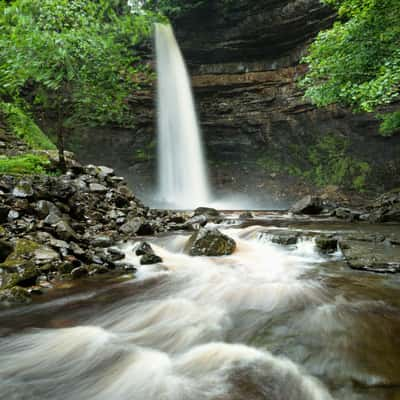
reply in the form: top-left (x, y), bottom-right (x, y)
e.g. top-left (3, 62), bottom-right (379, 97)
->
top-left (1, 221), bottom-right (400, 400)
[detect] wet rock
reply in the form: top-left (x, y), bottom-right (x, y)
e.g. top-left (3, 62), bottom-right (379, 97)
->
top-left (0, 287), bottom-right (31, 305)
top-left (271, 233), bottom-right (298, 246)
top-left (140, 254), bottom-right (162, 265)
top-left (185, 228), bottom-right (236, 256)
top-left (92, 235), bottom-right (114, 248)
top-left (315, 236), bottom-right (338, 253)
top-left (332, 207), bottom-right (361, 221)
top-left (89, 183), bottom-right (108, 193)
top-left (2, 264), bottom-right (39, 288)
top-left (71, 267), bottom-right (89, 279)
top-left (135, 241), bottom-right (154, 256)
top-left (290, 195), bottom-right (323, 215)
top-left (12, 181), bottom-right (34, 198)
top-left (339, 239), bottom-right (400, 273)
top-left (44, 211), bottom-right (63, 225)
top-left (7, 210), bottom-right (19, 221)
top-left (0, 239), bottom-right (40, 270)
top-left (368, 189), bottom-right (400, 223)
top-left (97, 166), bottom-right (114, 179)
top-left (88, 264), bottom-right (110, 275)
top-left (194, 207), bottom-right (221, 218)
top-left (183, 215), bottom-right (208, 231)
top-left (0, 240), bottom-right (13, 263)
top-left (239, 211), bottom-right (253, 219)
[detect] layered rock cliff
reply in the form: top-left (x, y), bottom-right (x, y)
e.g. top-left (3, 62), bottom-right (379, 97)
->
top-left (69, 0), bottom-right (400, 206)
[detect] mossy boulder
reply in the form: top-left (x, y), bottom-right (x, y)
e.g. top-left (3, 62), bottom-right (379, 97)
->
top-left (315, 236), bottom-right (338, 253)
top-left (0, 287), bottom-right (31, 305)
top-left (2, 263), bottom-right (39, 288)
top-left (185, 228), bottom-right (236, 256)
top-left (0, 239), bottom-right (40, 270)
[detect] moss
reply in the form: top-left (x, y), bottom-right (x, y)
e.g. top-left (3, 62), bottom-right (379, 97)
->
top-left (0, 239), bottom-right (40, 270)
top-left (0, 101), bottom-right (56, 150)
top-left (0, 286), bottom-right (31, 304)
top-left (0, 153), bottom-right (51, 175)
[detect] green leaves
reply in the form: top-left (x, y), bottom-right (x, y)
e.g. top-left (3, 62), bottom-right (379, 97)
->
top-left (0, 0), bottom-right (162, 133)
top-left (300, 0), bottom-right (400, 135)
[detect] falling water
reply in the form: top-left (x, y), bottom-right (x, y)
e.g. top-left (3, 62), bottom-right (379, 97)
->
top-left (155, 23), bottom-right (211, 209)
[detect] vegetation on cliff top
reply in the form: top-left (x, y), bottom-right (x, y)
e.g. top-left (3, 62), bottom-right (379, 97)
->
top-left (0, 0), bottom-right (161, 169)
top-left (301, 0), bottom-right (400, 135)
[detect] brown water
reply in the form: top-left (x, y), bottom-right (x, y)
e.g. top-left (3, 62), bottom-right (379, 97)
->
top-left (1, 215), bottom-right (400, 400)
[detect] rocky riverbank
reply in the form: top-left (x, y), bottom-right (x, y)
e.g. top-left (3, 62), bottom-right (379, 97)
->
top-left (1, 159), bottom-right (399, 307)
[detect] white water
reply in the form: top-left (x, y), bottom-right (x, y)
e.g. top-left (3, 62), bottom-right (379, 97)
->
top-left (0, 227), bottom-right (336, 400)
top-left (155, 23), bottom-right (211, 209)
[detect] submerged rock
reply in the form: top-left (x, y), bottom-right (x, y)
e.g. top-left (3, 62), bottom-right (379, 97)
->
top-left (185, 228), bottom-right (236, 256)
top-left (290, 195), bottom-right (323, 215)
top-left (271, 233), bottom-right (298, 246)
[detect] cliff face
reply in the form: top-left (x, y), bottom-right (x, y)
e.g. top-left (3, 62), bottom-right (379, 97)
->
top-left (70, 0), bottom-right (400, 205)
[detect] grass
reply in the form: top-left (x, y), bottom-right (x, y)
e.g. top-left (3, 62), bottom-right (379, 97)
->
top-left (0, 154), bottom-right (51, 175)
top-left (0, 101), bottom-right (56, 150)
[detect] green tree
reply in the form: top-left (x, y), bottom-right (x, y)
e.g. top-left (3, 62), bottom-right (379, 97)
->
top-left (300, 0), bottom-right (400, 135)
top-left (0, 0), bottom-right (159, 169)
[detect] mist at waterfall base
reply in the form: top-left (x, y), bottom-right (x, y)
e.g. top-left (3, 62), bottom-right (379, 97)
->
top-left (154, 23), bottom-right (261, 210)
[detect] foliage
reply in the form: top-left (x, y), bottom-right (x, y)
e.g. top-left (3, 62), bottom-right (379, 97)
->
top-left (305, 135), bottom-right (370, 191)
top-left (0, 101), bottom-right (55, 150)
top-left (137, 0), bottom-right (206, 16)
top-left (300, 0), bottom-right (400, 135)
top-left (0, 154), bottom-right (51, 175)
top-left (378, 111), bottom-right (400, 136)
top-left (257, 135), bottom-right (370, 191)
top-left (0, 0), bottom-right (162, 163)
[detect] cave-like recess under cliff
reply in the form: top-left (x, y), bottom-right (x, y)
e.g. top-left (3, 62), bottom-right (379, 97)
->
top-left (68, 0), bottom-right (400, 207)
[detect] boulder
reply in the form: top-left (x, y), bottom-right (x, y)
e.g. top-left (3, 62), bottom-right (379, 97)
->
top-left (135, 241), bottom-right (154, 256)
top-left (185, 228), bottom-right (236, 256)
top-left (119, 217), bottom-right (147, 235)
top-left (290, 195), bottom-right (323, 215)
top-left (140, 254), bottom-right (163, 265)
top-left (315, 236), bottom-right (338, 253)
top-left (239, 211), bottom-right (253, 219)
top-left (0, 287), bottom-right (31, 305)
top-left (54, 220), bottom-right (76, 241)
top-left (35, 200), bottom-right (61, 219)
top-left (0, 240), bottom-right (13, 263)
top-left (92, 235), bottom-right (114, 248)
top-left (12, 181), bottom-right (34, 198)
top-left (89, 183), bottom-right (108, 193)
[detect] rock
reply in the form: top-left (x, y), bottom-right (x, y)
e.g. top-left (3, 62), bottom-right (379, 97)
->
top-left (290, 196), bottom-right (323, 215)
top-left (97, 166), bottom-right (114, 179)
top-left (315, 236), bottom-right (338, 253)
top-left (339, 239), bottom-right (400, 273)
top-left (71, 267), bottom-right (89, 279)
top-left (368, 189), bottom-right (400, 223)
top-left (0, 239), bottom-right (40, 270)
top-left (119, 217), bottom-right (145, 235)
top-left (89, 183), bottom-right (108, 193)
top-left (7, 210), bottom-right (20, 221)
top-left (54, 220), bottom-right (76, 241)
top-left (12, 181), bottom-right (34, 198)
top-left (140, 254), bottom-right (162, 265)
top-left (135, 241), bottom-right (154, 256)
top-left (2, 264), bottom-right (39, 288)
top-left (33, 246), bottom-right (60, 265)
top-left (0, 287), bottom-right (31, 305)
top-left (194, 207), bottom-right (221, 218)
top-left (0, 240), bottom-right (13, 263)
top-left (92, 235), bottom-right (114, 248)
top-left (183, 215), bottom-right (208, 230)
top-left (332, 207), bottom-right (361, 221)
top-left (35, 200), bottom-right (61, 219)
top-left (44, 211), bottom-right (63, 225)
top-left (185, 228), bottom-right (236, 256)
top-left (271, 233), bottom-right (298, 246)
top-left (0, 206), bottom-right (9, 223)
top-left (239, 211), bottom-right (253, 219)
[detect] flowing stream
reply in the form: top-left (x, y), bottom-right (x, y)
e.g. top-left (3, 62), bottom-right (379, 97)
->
top-left (155, 23), bottom-right (211, 209)
top-left (1, 218), bottom-right (400, 400)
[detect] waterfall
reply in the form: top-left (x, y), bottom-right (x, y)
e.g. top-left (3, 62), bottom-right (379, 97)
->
top-left (155, 23), bottom-right (211, 209)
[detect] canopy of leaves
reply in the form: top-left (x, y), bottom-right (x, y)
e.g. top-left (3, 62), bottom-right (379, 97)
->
top-left (0, 0), bottom-right (161, 128)
top-left (300, 0), bottom-right (400, 135)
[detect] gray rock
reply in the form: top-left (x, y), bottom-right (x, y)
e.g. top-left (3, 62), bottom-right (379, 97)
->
top-left (239, 211), bottom-right (253, 219)
top-left (92, 235), bottom-right (114, 248)
top-left (35, 200), bottom-right (61, 219)
top-left (97, 166), bottom-right (114, 179)
top-left (290, 195), bottom-right (323, 215)
top-left (44, 211), bottom-right (63, 225)
top-left (71, 267), bottom-right (89, 279)
top-left (33, 247), bottom-right (60, 265)
top-left (12, 181), bottom-right (34, 198)
top-left (54, 220), bottom-right (76, 241)
top-left (119, 217), bottom-right (145, 235)
top-left (135, 241), bottom-right (154, 256)
top-left (7, 210), bottom-right (19, 221)
top-left (89, 183), bottom-right (108, 193)
top-left (70, 242), bottom-right (85, 256)
top-left (185, 228), bottom-right (236, 256)
top-left (194, 207), bottom-right (221, 218)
